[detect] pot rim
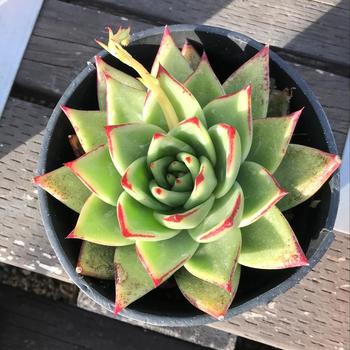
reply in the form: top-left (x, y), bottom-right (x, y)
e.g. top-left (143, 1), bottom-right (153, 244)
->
top-left (37, 24), bottom-right (340, 326)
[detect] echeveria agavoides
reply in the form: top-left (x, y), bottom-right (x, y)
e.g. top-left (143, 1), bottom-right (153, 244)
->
top-left (35, 26), bottom-right (340, 319)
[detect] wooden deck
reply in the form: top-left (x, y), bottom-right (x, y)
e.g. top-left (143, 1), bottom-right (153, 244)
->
top-left (0, 0), bottom-right (349, 349)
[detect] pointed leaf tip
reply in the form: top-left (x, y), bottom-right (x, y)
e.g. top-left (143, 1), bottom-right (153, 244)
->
top-left (151, 25), bottom-right (193, 83)
top-left (136, 232), bottom-right (199, 287)
top-left (275, 144), bottom-right (340, 211)
top-left (34, 166), bottom-right (91, 213)
top-left (247, 109), bottom-right (303, 173)
top-left (66, 230), bottom-right (76, 239)
top-left (223, 45), bottom-right (269, 119)
top-left (239, 206), bottom-right (309, 269)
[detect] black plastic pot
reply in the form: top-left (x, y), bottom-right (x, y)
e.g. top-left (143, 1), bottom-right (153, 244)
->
top-left (37, 25), bottom-right (340, 326)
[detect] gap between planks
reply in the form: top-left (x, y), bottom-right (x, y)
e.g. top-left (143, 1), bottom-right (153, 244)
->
top-left (61, 0), bottom-right (350, 76)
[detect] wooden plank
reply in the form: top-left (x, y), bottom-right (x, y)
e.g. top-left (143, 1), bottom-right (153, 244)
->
top-left (0, 284), bottom-right (206, 350)
top-left (15, 0), bottom-right (152, 99)
top-left (0, 98), bottom-right (66, 281)
top-left (0, 0), bottom-right (43, 117)
top-left (294, 64), bottom-right (350, 152)
top-left (14, 0), bottom-right (349, 152)
top-left (77, 293), bottom-right (238, 350)
top-left (79, 232), bottom-right (350, 350)
top-left (89, 0), bottom-right (350, 70)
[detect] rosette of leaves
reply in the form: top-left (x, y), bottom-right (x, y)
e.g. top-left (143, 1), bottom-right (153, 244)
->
top-left (34, 27), bottom-right (340, 319)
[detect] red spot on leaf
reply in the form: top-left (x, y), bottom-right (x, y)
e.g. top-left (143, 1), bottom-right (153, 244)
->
top-left (201, 194), bottom-right (242, 241)
top-left (163, 25), bottom-right (171, 39)
top-left (155, 187), bottom-right (162, 195)
top-left (245, 85), bottom-right (253, 134)
top-left (66, 230), bottom-right (76, 239)
top-left (219, 124), bottom-right (236, 172)
top-left (163, 208), bottom-right (198, 223)
top-left (195, 167), bottom-right (205, 187)
top-left (287, 240), bottom-right (309, 268)
top-left (33, 175), bottom-right (42, 185)
top-left (180, 116), bottom-right (201, 127)
top-left (121, 171), bottom-right (133, 191)
top-left (114, 303), bottom-right (124, 315)
top-left (117, 204), bottom-right (155, 239)
top-left (60, 105), bottom-right (71, 116)
top-left (185, 156), bottom-right (192, 163)
top-left (175, 178), bottom-right (181, 184)
top-left (153, 133), bottom-right (164, 140)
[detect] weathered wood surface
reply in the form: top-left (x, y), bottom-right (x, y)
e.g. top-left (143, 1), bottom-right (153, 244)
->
top-left (14, 0), bottom-right (349, 150)
top-left (15, 0), bottom-right (152, 100)
top-left (0, 284), bottom-right (207, 350)
top-left (90, 0), bottom-right (350, 71)
top-left (0, 99), bottom-right (66, 280)
top-left (80, 232), bottom-right (350, 350)
top-left (1, 0), bottom-right (349, 349)
top-left (78, 293), bottom-right (238, 350)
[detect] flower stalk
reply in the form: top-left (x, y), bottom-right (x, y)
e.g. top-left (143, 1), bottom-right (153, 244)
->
top-left (96, 27), bottom-right (179, 129)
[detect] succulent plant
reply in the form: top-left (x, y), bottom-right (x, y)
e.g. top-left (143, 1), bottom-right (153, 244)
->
top-left (34, 27), bottom-right (340, 319)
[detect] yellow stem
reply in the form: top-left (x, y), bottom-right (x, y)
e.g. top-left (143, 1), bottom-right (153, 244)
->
top-left (97, 28), bottom-right (179, 130)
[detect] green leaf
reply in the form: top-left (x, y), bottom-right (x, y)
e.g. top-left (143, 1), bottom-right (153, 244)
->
top-left (239, 206), bottom-right (308, 268)
top-left (105, 75), bottom-right (146, 125)
top-left (171, 173), bottom-right (193, 192)
top-left (184, 52), bottom-right (225, 107)
top-left (143, 66), bottom-right (205, 131)
top-left (106, 122), bottom-right (164, 175)
top-left (154, 195), bottom-right (215, 230)
top-left (149, 180), bottom-right (190, 207)
top-left (136, 232), bottom-right (199, 286)
top-left (151, 26), bottom-right (193, 82)
top-left (64, 145), bottom-right (123, 206)
top-left (95, 55), bottom-right (145, 110)
top-left (34, 166), bottom-right (90, 213)
top-left (175, 264), bottom-right (241, 319)
top-left (147, 133), bottom-right (194, 165)
top-left (184, 156), bottom-right (217, 210)
top-left (209, 124), bottom-right (241, 198)
top-left (185, 227), bottom-right (241, 291)
top-left (117, 192), bottom-right (180, 241)
top-left (68, 194), bottom-right (133, 246)
top-left (177, 152), bottom-right (200, 180)
top-left (61, 107), bottom-right (106, 152)
top-left (114, 245), bottom-right (154, 314)
top-left (169, 117), bottom-right (216, 165)
top-left (223, 46), bottom-right (269, 119)
top-left (188, 182), bottom-right (243, 242)
top-left (204, 86), bottom-right (252, 161)
top-left (274, 144), bottom-right (341, 211)
top-left (168, 160), bottom-right (188, 173)
top-left (149, 156), bottom-right (173, 188)
top-left (238, 161), bottom-right (287, 227)
top-left (247, 110), bottom-right (301, 173)
top-left (76, 241), bottom-right (115, 280)
top-left (267, 88), bottom-right (292, 117)
top-left (121, 157), bottom-right (169, 211)
top-left (181, 40), bottom-right (200, 70)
